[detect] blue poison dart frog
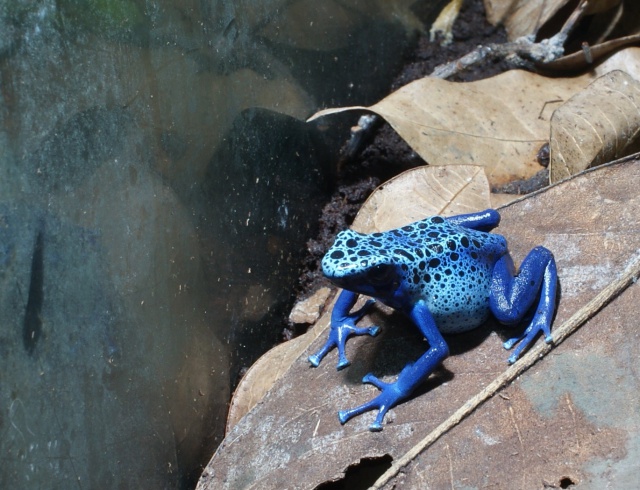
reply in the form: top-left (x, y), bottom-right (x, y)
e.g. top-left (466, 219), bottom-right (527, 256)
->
top-left (309, 209), bottom-right (557, 431)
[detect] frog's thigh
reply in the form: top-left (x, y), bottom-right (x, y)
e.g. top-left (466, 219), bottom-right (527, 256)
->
top-left (489, 247), bottom-right (553, 324)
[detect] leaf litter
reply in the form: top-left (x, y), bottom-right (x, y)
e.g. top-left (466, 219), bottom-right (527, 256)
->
top-left (310, 47), bottom-right (640, 187)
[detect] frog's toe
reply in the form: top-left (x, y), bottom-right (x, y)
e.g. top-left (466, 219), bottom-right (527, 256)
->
top-left (308, 342), bottom-right (334, 367)
top-left (337, 409), bottom-right (351, 425)
top-left (503, 333), bottom-right (523, 351)
top-left (336, 355), bottom-right (351, 370)
top-left (337, 399), bottom-right (380, 425)
top-left (505, 322), bottom-right (552, 364)
top-left (308, 353), bottom-right (322, 367)
top-left (309, 334), bottom-right (340, 367)
top-left (362, 373), bottom-right (389, 390)
top-left (337, 380), bottom-right (407, 430)
top-left (368, 410), bottom-right (389, 432)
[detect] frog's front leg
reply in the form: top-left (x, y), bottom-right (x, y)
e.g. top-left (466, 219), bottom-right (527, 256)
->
top-left (490, 246), bottom-right (558, 364)
top-left (308, 290), bottom-right (379, 370)
top-left (338, 301), bottom-right (449, 431)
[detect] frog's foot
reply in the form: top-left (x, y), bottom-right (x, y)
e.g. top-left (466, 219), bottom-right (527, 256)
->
top-left (491, 246), bottom-right (558, 365)
top-left (504, 320), bottom-right (554, 364)
top-left (337, 303), bottom-right (450, 431)
top-left (308, 299), bottom-right (378, 369)
top-left (308, 323), bottom-right (379, 369)
top-left (338, 374), bottom-right (407, 431)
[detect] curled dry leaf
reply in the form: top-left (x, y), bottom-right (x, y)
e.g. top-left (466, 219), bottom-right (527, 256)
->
top-left (309, 70), bottom-right (592, 186)
top-left (549, 70), bottom-right (640, 183)
top-left (224, 165), bottom-right (491, 433)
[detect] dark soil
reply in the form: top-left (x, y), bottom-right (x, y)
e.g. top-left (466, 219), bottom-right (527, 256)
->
top-left (286, 0), bottom-right (541, 339)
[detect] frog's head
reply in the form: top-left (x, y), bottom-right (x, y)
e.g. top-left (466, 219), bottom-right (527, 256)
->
top-left (322, 228), bottom-right (406, 297)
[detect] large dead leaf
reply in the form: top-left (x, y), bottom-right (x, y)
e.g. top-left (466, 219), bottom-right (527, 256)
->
top-left (225, 165), bottom-right (491, 432)
top-left (199, 157), bottom-right (640, 489)
top-left (310, 70), bottom-right (594, 185)
top-left (549, 70), bottom-right (640, 182)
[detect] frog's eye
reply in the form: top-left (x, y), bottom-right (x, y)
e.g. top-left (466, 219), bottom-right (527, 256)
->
top-left (366, 264), bottom-right (394, 285)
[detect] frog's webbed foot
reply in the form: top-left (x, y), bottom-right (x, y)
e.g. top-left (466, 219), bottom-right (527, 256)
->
top-left (503, 321), bottom-right (553, 364)
top-left (339, 303), bottom-right (450, 431)
top-left (490, 246), bottom-right (558, 365)
top-left (308, 319), bottom-right (379, 369)
top-left (338, 374), bottom-right (401, 431)
top-left (308, 291), bottom-right (378, 370)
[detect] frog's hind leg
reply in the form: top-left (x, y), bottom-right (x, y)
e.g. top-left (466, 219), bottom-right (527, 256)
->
top-left (489, 246), bottom-right (557, 364)
top-left (446, 209), bottom-right (500, 232)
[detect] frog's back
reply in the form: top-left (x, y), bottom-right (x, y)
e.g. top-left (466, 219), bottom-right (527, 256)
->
top-left (399, 216), bottom-right (507, 333)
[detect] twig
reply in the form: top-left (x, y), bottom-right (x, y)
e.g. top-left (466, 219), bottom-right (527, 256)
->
top-left (371, 251), bottom-right (640, 489)
top-left (431, 0), bottom-right (589, 79)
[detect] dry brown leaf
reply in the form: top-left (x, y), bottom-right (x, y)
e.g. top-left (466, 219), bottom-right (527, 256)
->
top-left (199, 158), bottom-right (640, 490)
top-left (224, 165), bottom-right (491, 433)
top-left (490, 191), bottom-right (519, 207)
top-left (484, 0), bottom-right (622, 40)
top-left (309, 70), bottom-right (593, 185)
top-left (484, 0), bottom-right (569, 40)
top-left (549, 70), bottom-right (640, 183)
top-left (595, 46), bottom-right (640, 76)
top-left (351, 165), bottom-right (491, 233)
top-left (309, 50), bottom-right (640, 189)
